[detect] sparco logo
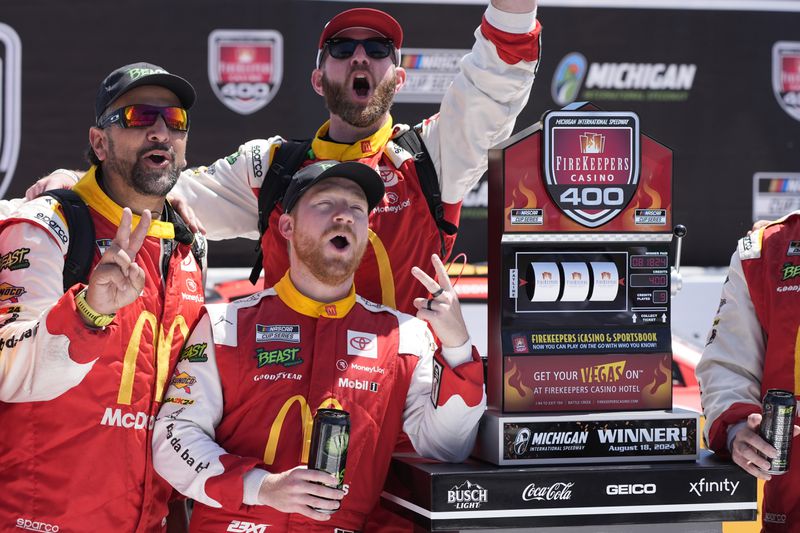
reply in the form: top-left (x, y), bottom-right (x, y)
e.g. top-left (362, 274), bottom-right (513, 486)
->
top-left (100, 407), bottom-right (155, 430)
top-left (521, 482), bottom-right (574, 501)
top-left (606, 483), bottom-right (656, 495)
top-left (447, 480), bottom-right (488, 509)
top-left (513, 428), bottom-right (531, 456)
top-left (689, 477), bottom-right (739, 497)
top-left (251, 144), bottom-right (263, 178)
top-left (227, 520), bottom-right (269, 532)
top-left (16, 518), bottom-right (60, 532)
top-left (34, 213), bottom-right (68, 244)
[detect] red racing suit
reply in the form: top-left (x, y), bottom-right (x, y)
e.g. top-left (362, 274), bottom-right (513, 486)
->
top-left (171, 4), bottom-right (542, 314)
top-left (696, 213), bottom-right (800, 532)
top-left (152, 273), bottom-right (486, 532)
top-left (0, 168), bottom-right (205, 532)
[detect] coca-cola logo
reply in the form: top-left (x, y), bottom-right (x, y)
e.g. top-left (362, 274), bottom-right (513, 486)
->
top-left (522, 482), bottom-right (574, 502)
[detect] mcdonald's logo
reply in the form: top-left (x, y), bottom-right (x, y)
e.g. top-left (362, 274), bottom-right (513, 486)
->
top-left (263, 394), bottom-right (343, 465)
top-left (117, 312), bottom-right (190, 405)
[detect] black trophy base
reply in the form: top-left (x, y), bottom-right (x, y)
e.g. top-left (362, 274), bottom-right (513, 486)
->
top-left (382, 450), bottom-right (756, 531)
top-left (475, 408), bottom-right (699, 465)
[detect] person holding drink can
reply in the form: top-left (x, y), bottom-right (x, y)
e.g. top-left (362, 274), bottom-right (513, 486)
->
top-left (152, 160), bottom-right (486, 531)
top-left (697, 217), bottom-right (800, 532)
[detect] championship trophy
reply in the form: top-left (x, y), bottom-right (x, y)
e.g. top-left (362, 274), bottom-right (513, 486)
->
top-left (476, 102), bottom-right (698, 465)
top-left (382, 103), bottom-right (757, 530)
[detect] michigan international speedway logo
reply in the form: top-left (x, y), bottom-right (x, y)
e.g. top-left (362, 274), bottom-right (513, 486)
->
top-left (208, 29), bottom-right (283, 115)
top-left (0, 23), bottom-right (21, 199)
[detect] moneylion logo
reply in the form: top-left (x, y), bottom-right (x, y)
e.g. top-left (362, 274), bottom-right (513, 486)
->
top-left (0, 24), bottom-right (21, 199)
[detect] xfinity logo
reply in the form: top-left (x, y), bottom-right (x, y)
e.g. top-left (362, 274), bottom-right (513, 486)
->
top-left (689, 477), bottom-right (739, 497)
top-left (447, 480), bottom-right (488, 509)
top-left (606, 483), bottom-right (656, 495)
top-left (522, 482), bottom-right (574, 502)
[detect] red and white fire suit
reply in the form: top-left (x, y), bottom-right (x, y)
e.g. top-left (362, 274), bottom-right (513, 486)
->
top-left (0, 168), bottom-right (205, 532)
top-left (152, 273), bottom-right (486, 532)
top-left (697, 213), bottom-right (800, 532)
top-left (171, 4), bottom-right (541, 314)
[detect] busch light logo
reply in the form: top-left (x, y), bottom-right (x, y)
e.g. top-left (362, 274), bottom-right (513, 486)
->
top-left (552, 52), bottom-right (587, 106)
top-left (0, 24), bottom-right (21, 199)
top-left (447, 480), bottom-right (488, 509)
top-left (773, 41), bottom-right (800, 122)
top-left (513, 427), bottom-right (531, 456)
top-left (208, 29), bottom-right (283, 115)
top-left (543, 110), bottom-right (640, 228)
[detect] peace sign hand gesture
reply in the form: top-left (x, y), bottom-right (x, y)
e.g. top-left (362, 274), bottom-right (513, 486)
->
top-left (84, 208), bottom-right (150, 315)
top-left (411, 254), bottom-right (469, 348)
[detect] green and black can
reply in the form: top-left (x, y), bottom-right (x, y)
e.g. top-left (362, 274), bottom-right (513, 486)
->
top-left (760, 389), bottom-right (796, 474)
top-left (309, 408), bottom-right (350, 512)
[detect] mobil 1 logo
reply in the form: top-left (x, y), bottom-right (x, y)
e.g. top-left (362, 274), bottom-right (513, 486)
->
top-left (0, 23), bottom-right (21, 199)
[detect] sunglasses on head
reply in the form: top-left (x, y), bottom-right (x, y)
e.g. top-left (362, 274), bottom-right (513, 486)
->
top-left (324, 38), bottom-right (396, 61)
top-left (98, 104), bottom-right (190, 132)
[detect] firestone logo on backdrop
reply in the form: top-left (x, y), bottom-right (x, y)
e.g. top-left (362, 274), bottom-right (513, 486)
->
top-left (0, 23), bottom-right (21, 199)
top-left (773, 41), bottom-right (800, 121)
top-left (208, 29), bottom-right (283, 115)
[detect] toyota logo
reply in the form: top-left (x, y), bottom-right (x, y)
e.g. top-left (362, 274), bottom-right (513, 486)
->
top-left (349, 336), bottom-right (373, 351)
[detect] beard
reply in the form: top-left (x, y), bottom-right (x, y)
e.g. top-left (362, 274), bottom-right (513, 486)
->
top-left (104, 136), bottom-right (182, 197)
top-left (321, 68), bottom-right (396, 128)
top-left (293, 223), bottom-right (367, 287)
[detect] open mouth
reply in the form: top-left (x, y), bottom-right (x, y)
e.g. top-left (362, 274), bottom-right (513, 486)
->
top-left (353, 75), bottom-right (370, 97)
top-left (142, 149), bottom-right (172, 166)
top-left (330, 235), bottom-right (350, 249)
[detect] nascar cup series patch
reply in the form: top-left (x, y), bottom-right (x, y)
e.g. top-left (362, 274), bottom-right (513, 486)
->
top-left (543, 111), bottom-right (640, 228)
top-left (208, 29), bottom-right (283, 115)
top-left (773, 41), bottom-right (800, 122)
top-left (0, 23), bottom-right (21, 199)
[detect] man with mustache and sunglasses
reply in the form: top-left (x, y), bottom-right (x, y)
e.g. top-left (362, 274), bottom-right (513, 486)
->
top-left (152, 161), bottom-right (486, 532)
top-left (0, 63), bottom-right (205, 532)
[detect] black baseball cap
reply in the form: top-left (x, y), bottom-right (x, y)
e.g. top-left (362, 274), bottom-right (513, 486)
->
top-left (95, 62), bottom-right (196, 121)
top-left (283, 160), bottom-right (385, 213)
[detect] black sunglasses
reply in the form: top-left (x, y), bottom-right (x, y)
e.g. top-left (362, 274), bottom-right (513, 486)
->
top-left (324, 38), bottom-right (396, 62)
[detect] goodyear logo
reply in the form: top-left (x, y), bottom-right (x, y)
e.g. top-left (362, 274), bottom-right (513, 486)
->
top-left (256, 347), bottom-right (302, 368)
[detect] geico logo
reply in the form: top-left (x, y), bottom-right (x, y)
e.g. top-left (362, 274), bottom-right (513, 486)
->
top-left (16, 518), bottom-right (60, 531)
top-left (606, 483), bottom-right (656, 495)
top-left (34, 213), bottom-right (68, 244)
top-left (227, 520), bottom-right (268, 533)
top-left (100, 407), bottom-right (155, 430)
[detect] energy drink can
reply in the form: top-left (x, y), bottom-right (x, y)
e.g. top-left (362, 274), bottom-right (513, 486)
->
top-left (759, 389), bottom-right (796, 475)
top-left (309, 408), bottom-right (350, 513)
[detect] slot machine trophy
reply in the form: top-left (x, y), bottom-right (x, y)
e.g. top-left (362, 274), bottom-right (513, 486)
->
top-left (381, 104), bottom-right (757, 531)
top-left (477, 102), bottom-right (699, 465)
